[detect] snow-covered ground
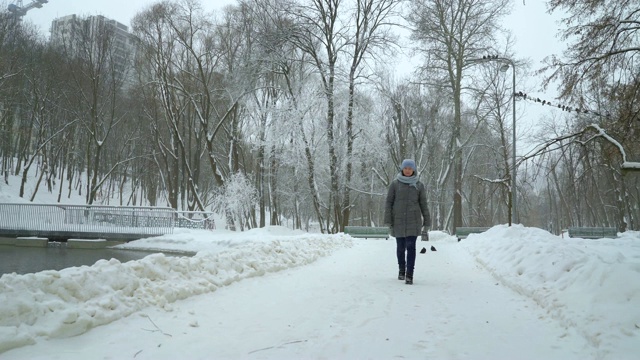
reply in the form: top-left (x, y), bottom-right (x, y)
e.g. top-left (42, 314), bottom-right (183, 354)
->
top-left (1, 225), bottom-right (639, 359)
top-left (1, 171), bottom-right (639, 358)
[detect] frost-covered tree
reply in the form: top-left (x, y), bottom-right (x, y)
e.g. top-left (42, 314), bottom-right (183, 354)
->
top-left (213, 172), bottom-right (259, 231)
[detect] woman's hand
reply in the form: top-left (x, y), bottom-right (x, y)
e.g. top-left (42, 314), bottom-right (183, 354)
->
top-left (421, 226), bottom-right (429, 241)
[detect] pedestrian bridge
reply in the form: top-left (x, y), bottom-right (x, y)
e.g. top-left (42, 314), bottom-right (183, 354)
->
top-left (0, 203), bottom-right (215, 242)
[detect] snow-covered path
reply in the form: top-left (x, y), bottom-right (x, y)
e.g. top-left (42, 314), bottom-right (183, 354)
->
top-left (5, 238), bottom-right (596, 359)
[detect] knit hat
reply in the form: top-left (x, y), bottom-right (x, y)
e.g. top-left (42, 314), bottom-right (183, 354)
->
top-left (401, 159), bottom-right (416, 171)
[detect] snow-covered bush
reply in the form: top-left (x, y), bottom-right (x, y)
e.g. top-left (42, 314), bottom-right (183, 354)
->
top-left (212, 172), bottom-right (258, 230)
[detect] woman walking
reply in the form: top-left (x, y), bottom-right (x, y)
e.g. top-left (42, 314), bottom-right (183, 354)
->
top-left (384, 159), bottom-right (431, 284)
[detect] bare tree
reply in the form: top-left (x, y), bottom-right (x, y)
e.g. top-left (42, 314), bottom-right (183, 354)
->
top-left (542, 0), bottom-right (639, 101)
top-left (134, 1), bottom-right (219, 211)
top-left (407, 0), bottom-right (511, 233)
top-left (133, 2), bottom-right (184, 209)
top-left (0, 11), bottom-right (33, 185)
top-left (540, 1), bottom-right (639, 232)
top-left (133, 0), bottom-right (257, 217)
top-left (522, 122), bottom-right (639, 231)
top-left (54, 15), bottom-right (135, 204)
top-left (341, 0), bottom-right (402, 230)
top-left (18, 44), bottom-right (78, 199)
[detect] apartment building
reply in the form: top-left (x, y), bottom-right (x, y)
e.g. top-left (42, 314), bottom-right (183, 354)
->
top-left (50, 14), bottom-right (136, 80)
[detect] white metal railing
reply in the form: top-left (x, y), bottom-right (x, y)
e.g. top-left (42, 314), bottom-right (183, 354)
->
top-left (0, 203), bottom-right (175, 236)
top-left (175, 211), bottom-right (216, 230)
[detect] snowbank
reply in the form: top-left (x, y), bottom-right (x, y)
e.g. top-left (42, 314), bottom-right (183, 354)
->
top-left (460, 225), bottom-right (640, 358)
top-left (0, 230), bottom-right (353, 353)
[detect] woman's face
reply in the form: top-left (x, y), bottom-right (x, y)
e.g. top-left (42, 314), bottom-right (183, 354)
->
top-left (402, 167), bottom-right (414, 176)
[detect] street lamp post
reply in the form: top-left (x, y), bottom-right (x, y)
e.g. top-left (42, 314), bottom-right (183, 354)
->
top-left (468, 56), bottom-right (517, 225)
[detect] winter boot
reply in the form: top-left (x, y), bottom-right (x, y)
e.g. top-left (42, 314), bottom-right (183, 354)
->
top-left (398, 269), bottom-right (406, 280)
top-left (405, 273), bottom-right (413, 285)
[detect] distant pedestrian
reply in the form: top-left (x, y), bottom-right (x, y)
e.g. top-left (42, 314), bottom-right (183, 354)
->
top-left (384, 159), bottom-right (431, 285)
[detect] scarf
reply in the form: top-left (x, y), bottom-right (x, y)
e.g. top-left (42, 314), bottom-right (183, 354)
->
top-left (397, 172), bottom-right (418, 188)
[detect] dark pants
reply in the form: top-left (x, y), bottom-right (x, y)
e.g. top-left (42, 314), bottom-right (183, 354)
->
top-left (396, 236), bottom-right (417, 275)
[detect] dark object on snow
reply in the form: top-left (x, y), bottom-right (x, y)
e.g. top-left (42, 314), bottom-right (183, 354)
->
top-left (398, 269), bottom-right (405, 280)
top-left (420, 247), bottom-right (427, 254)
top-left (430, 246), bottom-right (437, 251)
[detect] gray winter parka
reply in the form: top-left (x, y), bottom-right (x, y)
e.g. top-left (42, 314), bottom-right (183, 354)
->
top-left (383, 177), bottom-right (431, 238)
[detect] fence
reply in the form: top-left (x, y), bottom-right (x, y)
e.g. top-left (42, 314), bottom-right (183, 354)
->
top-left (175, 211), bottom-right (216, 230)
top-left (0, 203), bottom-right (175, 240)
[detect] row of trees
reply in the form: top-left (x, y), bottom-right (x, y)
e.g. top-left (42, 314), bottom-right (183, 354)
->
top-left (0, 0), bottom-right (638, 233)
